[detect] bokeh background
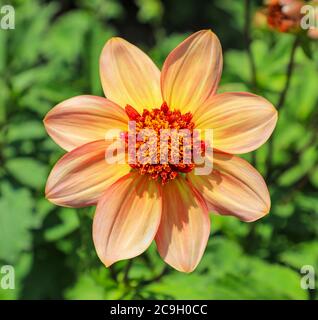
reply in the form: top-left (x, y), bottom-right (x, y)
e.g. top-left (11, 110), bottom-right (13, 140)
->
top-left (0, 0), bottom-right (318, 300)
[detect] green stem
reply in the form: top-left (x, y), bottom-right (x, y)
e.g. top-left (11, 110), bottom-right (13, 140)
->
top-left (140, 265), bottom-right (170, 286)
top-left (244, 0), bottom-right (258, 167)
top-left (276, 36), bottom-right (300, 111)
top-left (109, 265), bottom-right (118, 283)
top-left (244, 0), bottom-right (258, 91)
top-left (123, 259), bottom-right (134, 285)
top-left (266, 36), bottom-right (300, 181)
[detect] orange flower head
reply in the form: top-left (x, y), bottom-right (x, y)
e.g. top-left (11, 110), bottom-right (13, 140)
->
top-left (307, 0), bottom-right (318, 39)
top-left (125, 103), bottom-right (197, 184)
top-left (44, 30), bottom-right (278, 272)
top-left (266, 0), bottom-right (305, 33)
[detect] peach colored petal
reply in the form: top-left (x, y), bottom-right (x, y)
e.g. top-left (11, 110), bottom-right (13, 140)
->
top-left (308, 28), bottom-right (318, 39)
top-left (187, 151), bottom-right (270, 222)
top-left (161, 30), bottom-right (222, 114)
top-left (194, 92), bottom-right (278, 154)
top-left (155, 177), bottom-right (210, 273)
top-left (100, 37), bottom-right (162, 112)
top-left (44, 95), bottom-right (128, 151)
top-left (281, 0), bottom-right (303, 19)
top-left (46, 140), bottom-right (130, 207)
top-left (93, 172), bottom-right (162, 267)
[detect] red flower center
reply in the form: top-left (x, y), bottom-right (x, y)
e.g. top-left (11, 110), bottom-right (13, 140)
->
top-left (124, 102), bottom-right (202, 184)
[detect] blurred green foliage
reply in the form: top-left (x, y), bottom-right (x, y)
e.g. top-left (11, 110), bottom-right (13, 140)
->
top-left (0, 0), bottom-right (318, 300)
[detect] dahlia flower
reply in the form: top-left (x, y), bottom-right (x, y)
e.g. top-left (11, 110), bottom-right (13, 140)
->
top-left (44, 30), bottom-right (277, 272)
top-left (266, 0), bottom-right (304, 33)
top-left (306, 0), bottom-right (318, 39)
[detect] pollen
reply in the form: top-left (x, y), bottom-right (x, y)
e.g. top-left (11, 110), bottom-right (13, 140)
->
top-left (124, 102), bottom-right (200, 184)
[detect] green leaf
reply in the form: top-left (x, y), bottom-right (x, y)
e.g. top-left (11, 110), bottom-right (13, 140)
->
top-left (65, 274), bottom-right (106, 299)
top-left (135, 0), bottom-right (164, 23)
top-left (6, 158), bottom-right (48, 189)
top-left (278, 165), bottom-right (306, 187)
top-left (88, 23), bottom-right (114, 95)
top-left (7, 120), bottom-right (46, 142)
top-left (0, 30), bottom-right (8, 73)
top-left (65, 268), bottom-right (118, 299)
top-left (273, 202), bottom-right (295, 218)
top-left (300, 36), bottom-right (313, 60)
top-left (146, 237), bottom-right (307, 299)
top-left (0, 79), bottom-right (9, 123)
top-left (11, 2), bottom-right (58, 69)
top-left (79, 0), bottom-right (124, 19)
top-left (280, 241), bottom-right (318, 270)
top-left (44, 208), bottom-right (80, 241)
top-left (274, 115), bottom-right (305, 150)
top-left (295, 193), bottom-right (318, 213)
top-left (309, 166), bottom-right (318, 188)
top-left (210, 259), bottom-right (307, 299)
top-left (289, 62), bottom-right (318, 120)
top-left (146, 272), bottom-right (215, 299)
top-left (42, 11), bottom-right (92, 63)
top-left (278, 147), bottom-right (317, 186)
top-left (0, 252), bottom-right (33, 299)
top-left (197, 237), bottom-right (243, 275)
top-left (223, 50), bottom-right (250, 83)
top-left (210, 215), bottom-right (249, 239)
top-left (0, 183), bottom-right (35, 263)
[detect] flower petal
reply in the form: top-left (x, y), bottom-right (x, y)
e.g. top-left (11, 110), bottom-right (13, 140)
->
top-left (281, 0), bottom-right (303, 18)
top-left (46, 140), bottom-right (130, 207)
top-left (100, 37), bottom-right (162, 112)
top-left (44, 95), bottom-right (128, 151)
top-left (194, 92), bottom-right (278, 154)
top-left (161, 30), bottom-right (222, 114)
top-left (308, 28), bottom-right (318, 40)
top-left (187, 151), bottom-right (270, 222)
top-left (93, 172), bottom-right (162, 267)
top-left (155, 177), bottom-right (210, 273)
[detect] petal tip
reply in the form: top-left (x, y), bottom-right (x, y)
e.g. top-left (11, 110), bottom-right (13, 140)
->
top-left (107, 36), bottom-right (125, 46)
top-left (200, 28), bottom-right (213, 34)
top-left (45, 194), bottom-right (60, 207)
top-left (94, 250), bottom-right (117, 268)
top-left (170, 261), bottom-right (199, 273)
top-left (43, 113), bottom-right (50, 128)
top-left (198, 28), bottom-right (215, 36)
top-left (103, 259), bottom-right (115, 268)
top-left (244, 201), bottom-right (271, 223)
top-left (180, 265), bottom-right (197, 273)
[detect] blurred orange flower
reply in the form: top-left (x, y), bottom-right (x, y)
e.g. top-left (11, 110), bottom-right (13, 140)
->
top-left (44, 30), bottom-right (277, 272)
top-left (267, 0), bottom-right (304, 32)
top-left (256, 0), bottom-right (318, 39)
top-left (307, 0), bottom-right (318, 39)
